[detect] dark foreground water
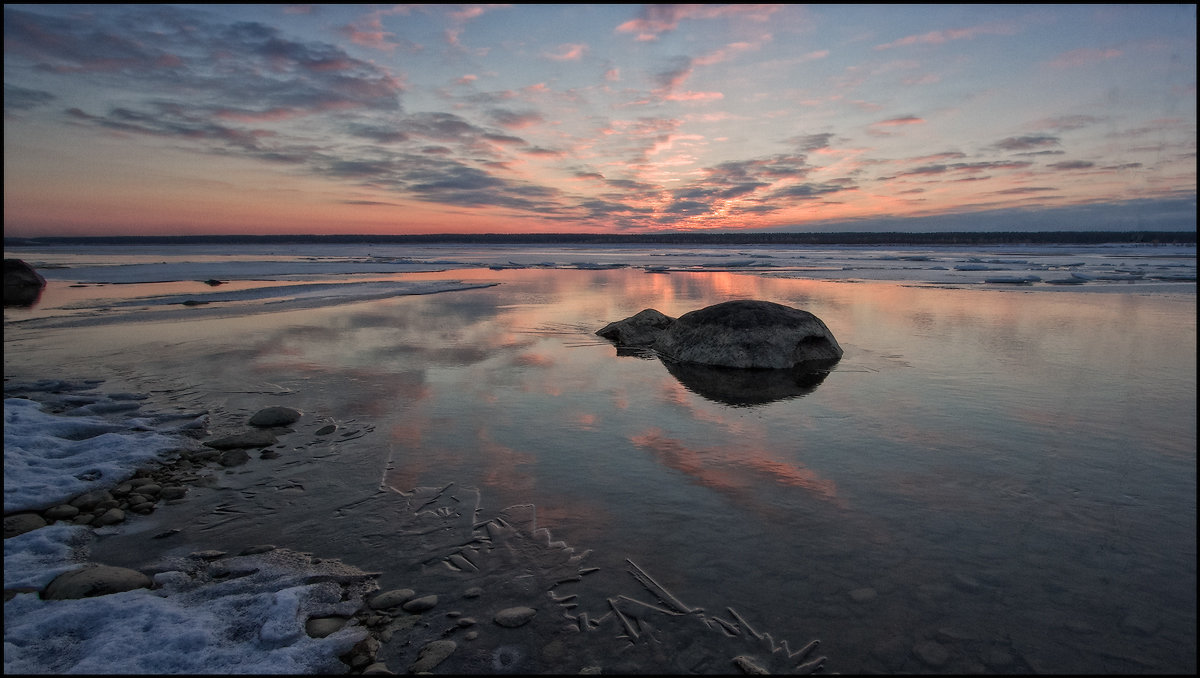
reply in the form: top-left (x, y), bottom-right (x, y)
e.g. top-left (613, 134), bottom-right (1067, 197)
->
top-left (5, 266), bottom-right (1196, 673)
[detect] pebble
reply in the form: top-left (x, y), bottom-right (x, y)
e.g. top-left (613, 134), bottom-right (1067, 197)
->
top-left (218, 449), bottom-right (252, 467)
top-left (70, 490), bottom-right (114, 511)
top-left (248, 406), bottom-right (302, 427)
top-left (315, 424), bottom-right (337, 436)
top-left (369, 588), bottom-right (415, 610)
top-left (402, 594), bottom-right (439, 613)
top-left (4, 513), bottom-right (47, 538)
top-left (849, 587), bottom-right (877, 603)
top-left (494, 606), bottom-right (537, 628)
top-left (43, 505), bottom-right (80, 521)
top-left (361, 662), bottom-right (393, 675)
top-left (190, 550), bottom-right (227, 560)
top-left (409, 640), bottom-right (456, 673)
top-left (239, 544), bottom-right (277, 555)
top-left (160, 486), bottom-right (187, 500)
top-left (42, 565), bottom-right (152, 599)
top-left (305, 616), bottom-right (348, 638)
top-left (463, 586), bottom-right (483, 598)
top-left (913, 640), bottom-right (950, 667)
top-left (92, 508), bottom-right (126, 526)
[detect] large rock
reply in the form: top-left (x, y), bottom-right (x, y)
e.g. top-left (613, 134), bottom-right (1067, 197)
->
top-left (599, 300), bottom-right (842, 370)
top-left (4, 258), bottom-right (47, 307)
top-left (655, 300), bottom-right (842, 369)
top-left (42, 565), bottom-right (152, 600)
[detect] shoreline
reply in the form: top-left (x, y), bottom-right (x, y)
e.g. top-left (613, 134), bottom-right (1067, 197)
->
top-left (4, 379), bottom-right (828, 675)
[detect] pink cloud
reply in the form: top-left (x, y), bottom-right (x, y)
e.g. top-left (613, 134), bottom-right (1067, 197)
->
top-left (544, 43), bottom-right (587, 61)
top-left (615, 4), bottom-right (779, 41)
top-left (875, 22), bottom-right (1018, 50)
top-left (663, 91), bottom-right (724, 102)
top-left (692, 39), bottom-right (764, 67)
top-left (1047, 47), bottom-right (1123, 68)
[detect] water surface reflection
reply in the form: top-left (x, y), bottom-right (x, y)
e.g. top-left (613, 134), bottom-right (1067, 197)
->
top-left (6, 267), bottom-right (1195, 674)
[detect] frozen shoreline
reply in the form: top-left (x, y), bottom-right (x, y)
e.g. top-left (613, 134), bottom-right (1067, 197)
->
top-left (4, 381), bottom-right (829, 675)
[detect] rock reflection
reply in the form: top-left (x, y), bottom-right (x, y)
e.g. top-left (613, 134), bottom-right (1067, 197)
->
top-left (660, 358), bottom-right (835, 406)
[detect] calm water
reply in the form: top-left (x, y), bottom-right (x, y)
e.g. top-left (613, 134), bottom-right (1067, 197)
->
top-left (5, 264), bottom-right (1196, 673)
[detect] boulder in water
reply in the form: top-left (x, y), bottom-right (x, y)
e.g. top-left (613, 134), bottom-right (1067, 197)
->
top-left (4, 259), bottom-right (46, 307)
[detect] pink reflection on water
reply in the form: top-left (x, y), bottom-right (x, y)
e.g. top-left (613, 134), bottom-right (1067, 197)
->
top-left (630, 428), bottom-right (843, 511)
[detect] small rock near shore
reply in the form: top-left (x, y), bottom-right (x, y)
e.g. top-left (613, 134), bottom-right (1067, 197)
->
top-left (494, 606), bottom-right (537, 628)
top-left (248, 406), bottom-right (302, 427)
top-left (42, 565), bottom-right (152, 600)
top-left (4, 513), bottom-right (48, 538)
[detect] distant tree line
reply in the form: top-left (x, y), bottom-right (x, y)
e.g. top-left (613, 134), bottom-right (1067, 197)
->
top-left (5, 230), bottom-right (1196, 247)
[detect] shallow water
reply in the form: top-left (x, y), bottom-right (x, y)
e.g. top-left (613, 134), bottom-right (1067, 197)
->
top-left (4, 261), bottom-right (1196, 673)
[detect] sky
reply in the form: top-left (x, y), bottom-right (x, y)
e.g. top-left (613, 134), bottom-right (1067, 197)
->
top-left (3, 4), bottom-right (1196, 237)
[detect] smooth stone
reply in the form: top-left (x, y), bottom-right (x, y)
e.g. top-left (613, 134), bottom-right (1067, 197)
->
top-left (913, 640), bottom-right (950, 667)
top-left (205, 430), bottom-right (278, 450)
top-left (129, 502), bottom-right (156, 514)
top-left (136, 484), bottom-right (161, 496)
top-left (218, 449), bottom-right (252, 467)
top-left (43, 505), bottom-right (80, 521)
top-left (4, 513), bottom-right (47, 538)
top-left (369, 588), bottom-right (415, 610)
top-left (159, 486), bottom-right (187, 500)
top-left (849, 587), bottom-right (877, 603)
top-left (305, 616), bottom-right (348, 638)
top-left (494, 606), bottom-right (537, 628)
top-left (70, 489), bottom-right (115, 511)
top-left (92, 508), bottom-right (126, 526)
top-left (361, 662), bottom-right (393, 675)
top-left (189, 550), bottom-right (226, 560)
top-left (239, 544), bottom-right (277, 555)
top-left (315, 424), bottom-right (337, 436)
top-left (463, 586), bottom-right (483, 598)
top-left (402, 594), bottom-right (438, 613)
top-left (249, 407), bottom-right (301, 427)
top-left (409, 640), bottom-right (456, 673)
top-left (42, 565), bottom-right (152, 599)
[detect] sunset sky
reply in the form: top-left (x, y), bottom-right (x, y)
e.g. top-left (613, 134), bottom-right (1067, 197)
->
top-left (3, 4), bottom-right (1196, 236)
